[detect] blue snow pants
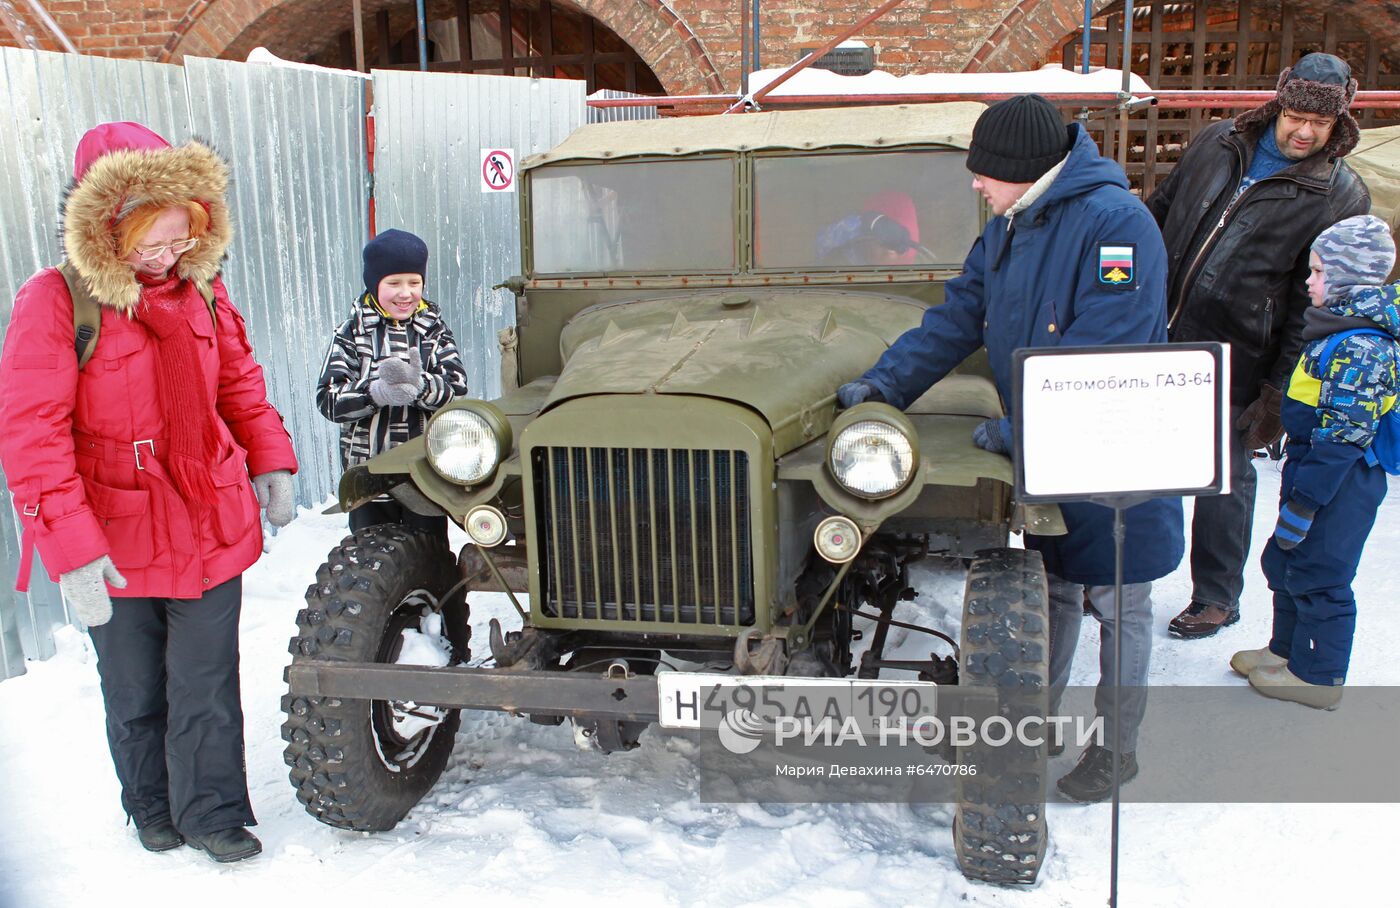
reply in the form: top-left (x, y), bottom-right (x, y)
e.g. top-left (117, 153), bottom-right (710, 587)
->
top-left (1259, 443), bottom-right (1388, 685)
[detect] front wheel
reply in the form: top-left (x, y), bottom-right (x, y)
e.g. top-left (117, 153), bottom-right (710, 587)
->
top-left (281, 525), bottom-right (470, 831)
top-left (953, 547), bottom-right (1050, 885)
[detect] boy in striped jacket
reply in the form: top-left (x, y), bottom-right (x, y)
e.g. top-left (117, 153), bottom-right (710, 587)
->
top-left (316, 229), bottom-right (470, 539)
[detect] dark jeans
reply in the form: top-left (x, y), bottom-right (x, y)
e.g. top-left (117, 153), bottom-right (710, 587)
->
top-left (349, 497), bottom-right (449, 543)
top-left (87, 576), bottom-right (254, 836)
top-left (1190, 404), bottom-right (1258, 611)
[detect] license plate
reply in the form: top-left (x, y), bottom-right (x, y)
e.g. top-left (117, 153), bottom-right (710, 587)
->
top-left (657, 672), bottom-right (936, 730)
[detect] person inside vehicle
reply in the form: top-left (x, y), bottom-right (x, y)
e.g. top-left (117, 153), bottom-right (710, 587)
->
top-left (816, 191), bottom-right (923, 266)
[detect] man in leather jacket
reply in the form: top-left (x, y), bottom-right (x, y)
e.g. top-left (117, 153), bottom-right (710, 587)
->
top-left (1146, 53), bottom-right (1372, 639)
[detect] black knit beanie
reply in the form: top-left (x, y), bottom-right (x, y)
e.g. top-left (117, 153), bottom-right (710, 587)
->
top-left (966, 94), bottom-right (1073, 183)
top-left (363, 228), bottom-right (429, 294)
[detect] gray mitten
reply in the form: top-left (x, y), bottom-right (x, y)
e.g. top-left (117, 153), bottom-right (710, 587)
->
top-left (369, 379), bottom-right (416, 407)
top-left (59, 555), bottom-right (126, 628)
top-left (252, 469), bottom-right (296, 528)
top-left (369, 349), bottom-right (423, 407)
top-left (377, 349), bottom-right (423, 389)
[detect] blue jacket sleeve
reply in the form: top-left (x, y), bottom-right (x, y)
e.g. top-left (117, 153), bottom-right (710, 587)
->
top-left (1289, 335), bottom-right (1397, 511)
top-left (1056, 205), bottom-right (1170, 348)
top-left (861, 234), bottom-right (989, 410)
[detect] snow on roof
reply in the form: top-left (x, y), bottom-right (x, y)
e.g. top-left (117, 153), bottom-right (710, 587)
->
top-left (746, 63), bottom-right (1154, 98)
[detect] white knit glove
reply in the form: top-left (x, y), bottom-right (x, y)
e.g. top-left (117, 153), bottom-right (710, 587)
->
top-left (60, 555), bottom-right (127, 628)
top-left (252, 470), bottom-right (296, 528)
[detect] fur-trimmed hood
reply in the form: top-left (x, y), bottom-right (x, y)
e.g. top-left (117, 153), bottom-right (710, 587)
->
top-left (61, 122), bottom-right (232, 313)
top-left (1234, 56), bottom-right (1361, 160)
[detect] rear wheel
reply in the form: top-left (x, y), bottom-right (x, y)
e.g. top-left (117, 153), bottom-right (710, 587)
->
top-left (953, 547), bottom-right (1050, 885)
top-left (281, 525), bottom-right (470, 831)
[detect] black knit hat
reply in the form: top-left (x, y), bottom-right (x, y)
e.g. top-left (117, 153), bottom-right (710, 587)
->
top-left (363, 228), bottom-right (429, 294)
top-left (966, 94), bottom-right (1073, 183)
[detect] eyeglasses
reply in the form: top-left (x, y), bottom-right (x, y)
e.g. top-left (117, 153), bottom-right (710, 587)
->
top-left (134, 237), bottom-right (199, 261)
top-left (1281, 111), bottom-right (1337, 131)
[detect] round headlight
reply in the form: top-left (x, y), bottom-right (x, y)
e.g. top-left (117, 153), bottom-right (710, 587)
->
top-left (427, 409), bottom-right (498, 485)
top-left (828, 419), bottom-right (915, 498)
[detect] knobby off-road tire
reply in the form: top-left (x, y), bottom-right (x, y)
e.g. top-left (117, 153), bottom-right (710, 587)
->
top-left (281, 525), bottom-right (470, 831)
top-left (954, 547), bottom-right (1050, 885)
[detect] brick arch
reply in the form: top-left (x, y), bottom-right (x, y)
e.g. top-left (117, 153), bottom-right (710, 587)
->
top-left (962, 0), bottom-right (1111, 72)
top-left (961, 0), bottom-right (1400, 74)
top-left (160, 0), bottom-right (722, 96)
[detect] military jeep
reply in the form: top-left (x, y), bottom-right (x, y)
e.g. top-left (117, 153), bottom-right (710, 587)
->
top-left (282, 103), bottom-right (1066, 884)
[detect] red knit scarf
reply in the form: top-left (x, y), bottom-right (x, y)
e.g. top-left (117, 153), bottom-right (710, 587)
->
top-left (134, 273), bottom-right (221, 506)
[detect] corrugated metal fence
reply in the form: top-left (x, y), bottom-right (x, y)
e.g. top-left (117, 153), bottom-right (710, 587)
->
top-left (0, 48), bottom-right (602, 680)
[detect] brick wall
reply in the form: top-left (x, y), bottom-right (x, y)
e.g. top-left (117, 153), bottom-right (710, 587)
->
top-left (2, 0), bottom-right (1395, 95)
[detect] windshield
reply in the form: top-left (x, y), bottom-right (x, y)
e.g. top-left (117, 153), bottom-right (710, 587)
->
top-left (754, 150), bottom-right (980, 270)
top-left (530, 159), bottom-right (735, 274)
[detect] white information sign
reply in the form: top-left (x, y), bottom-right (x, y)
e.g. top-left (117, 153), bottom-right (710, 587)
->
top-left (1014, 344), bottom-right (1230, 501)
top-left (480, 148), bottom-right (515, 193)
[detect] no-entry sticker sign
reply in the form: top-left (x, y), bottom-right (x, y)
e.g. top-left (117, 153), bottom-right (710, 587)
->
top-left (481, 148), bottom-right (515, 193)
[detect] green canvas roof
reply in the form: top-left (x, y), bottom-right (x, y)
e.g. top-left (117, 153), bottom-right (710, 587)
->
top-left (521, 102), bottom-right (985, 171)
top-left (1349, 126), bottom-right (1400, 280)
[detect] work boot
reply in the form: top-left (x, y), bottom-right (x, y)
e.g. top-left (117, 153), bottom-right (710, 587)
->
top-left (1168, 601), bottom-right (1240, 639)
top-left (1248, 664), bottom-right (1343, 710)
top-left (137, 817), bottom-right (184, 853)
top-left (1056, 744), bottom-right (1138, 802)
top-left (1230, 646), bottom-right (1287, 677)
top-left (185, 827), bottom-right (262, 864)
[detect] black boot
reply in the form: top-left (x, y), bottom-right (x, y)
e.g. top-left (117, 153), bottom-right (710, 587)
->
top-left (1056, 744), bottom-right (1138, 802)
top-left (137, 817), bottom-right (185, 853)
top-left (185, 827), bottom-right (262, 863)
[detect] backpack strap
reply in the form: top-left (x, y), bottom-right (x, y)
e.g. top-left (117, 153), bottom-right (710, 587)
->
top-left (195, 278), bottom-right (218, 329)
top-left (56, 261), bottom-right (102, 370)
top-left (1316, 328), bottom-right (1389, 373)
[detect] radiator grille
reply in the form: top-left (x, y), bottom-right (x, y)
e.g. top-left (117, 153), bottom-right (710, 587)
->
top-left (532, 447), bottom-right (754, 625)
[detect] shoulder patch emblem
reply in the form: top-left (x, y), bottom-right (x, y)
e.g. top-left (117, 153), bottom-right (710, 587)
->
top-left (1098, 244), bottom-right (1135, 286)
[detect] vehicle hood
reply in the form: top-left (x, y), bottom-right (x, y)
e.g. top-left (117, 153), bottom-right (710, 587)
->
top-left (549, 291), bottom-right (927, 429)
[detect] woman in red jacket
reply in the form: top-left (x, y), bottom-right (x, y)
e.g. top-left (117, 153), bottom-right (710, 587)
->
top-left (0, 122), bottom-right (298, 863)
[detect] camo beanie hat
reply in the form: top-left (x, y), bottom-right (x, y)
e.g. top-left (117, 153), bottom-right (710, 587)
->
top-left (1312, 214), bottom-right (1396, 304)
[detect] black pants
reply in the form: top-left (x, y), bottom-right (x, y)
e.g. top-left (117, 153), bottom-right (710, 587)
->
top-left (1189, 404), bottom-right (1259, 611)
top-left (349, 497), bottom-right (449, 542)
top-left (87, 576), bottom-right (254, 836)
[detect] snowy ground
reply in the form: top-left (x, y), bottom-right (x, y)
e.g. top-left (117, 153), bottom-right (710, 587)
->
top-left (2, 459), bottom-right (1397, 908)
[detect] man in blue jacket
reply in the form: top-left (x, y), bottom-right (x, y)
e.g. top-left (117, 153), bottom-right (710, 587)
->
top-left (838, 94), bottom-right (1184, 802)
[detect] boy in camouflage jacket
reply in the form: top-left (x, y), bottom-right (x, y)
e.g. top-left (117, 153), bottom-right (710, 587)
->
top-left (1234, 215), bottom-right (1399, 709)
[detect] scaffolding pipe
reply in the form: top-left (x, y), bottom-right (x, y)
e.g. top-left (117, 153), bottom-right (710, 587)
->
top-left (740, 0), bottom-right (749, 96)
top-left (415, 0), bottom-right (428, 71)
top-left (751, 0), bottom-right (761, 72)
top-left (589, 90), bottom-right (1400, 111)
top-left (736, 0), bottom-right (906, 111)
top-left (1117, 1), bottom-right (1133, 168)
top-left (20, 0), bottom-right (77, 53)
top-left (1081, 0), bottom-right (1092, 74)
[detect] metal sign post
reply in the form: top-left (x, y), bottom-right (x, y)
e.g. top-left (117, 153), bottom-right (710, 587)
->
top-left (1012, 343), bottom-right (1230, 908)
